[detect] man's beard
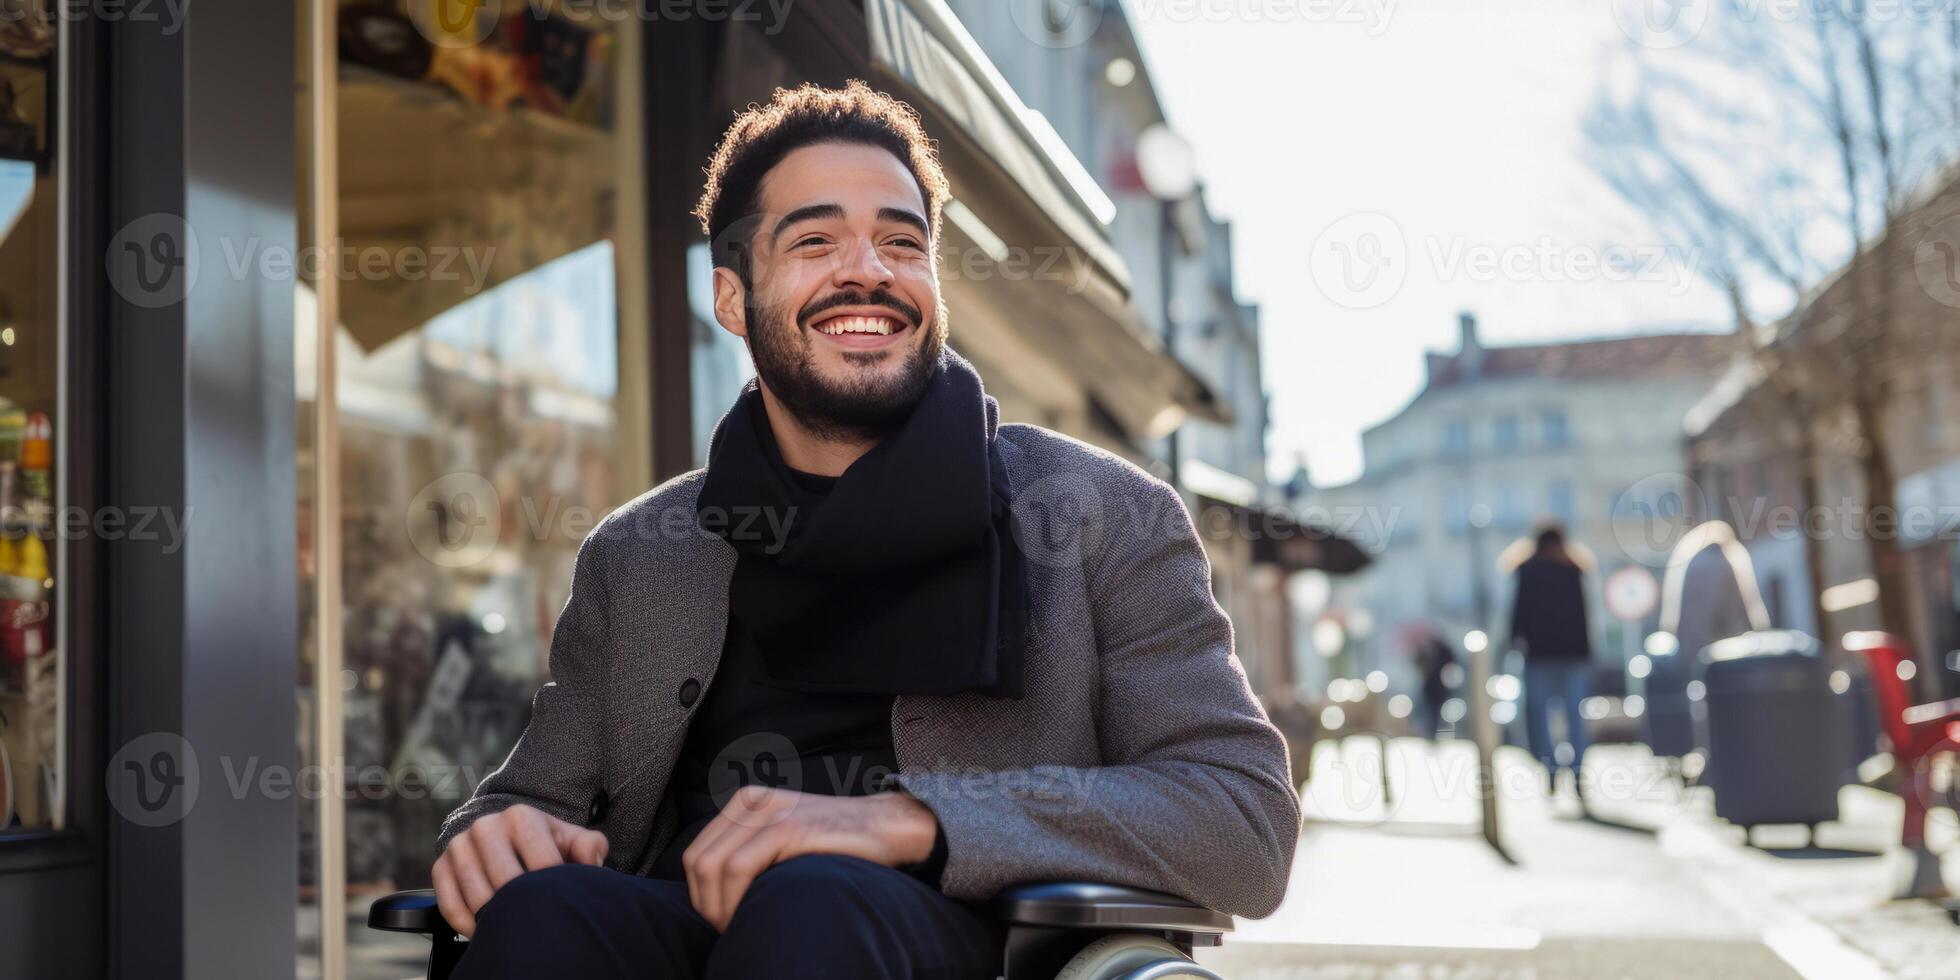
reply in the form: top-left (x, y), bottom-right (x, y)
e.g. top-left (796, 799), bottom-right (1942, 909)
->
top-left (744, 287), bottom-right (947, 442)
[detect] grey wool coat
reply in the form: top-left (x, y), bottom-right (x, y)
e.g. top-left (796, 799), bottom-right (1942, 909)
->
top-left (436, 423), bottom-right (1302, 918)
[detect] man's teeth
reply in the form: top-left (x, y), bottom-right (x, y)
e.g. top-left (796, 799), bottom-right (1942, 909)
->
top-left (818, 316), bottom-right (898, 336)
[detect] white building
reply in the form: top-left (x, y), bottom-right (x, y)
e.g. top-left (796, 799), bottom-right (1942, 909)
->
top-left (1304, 313), bottom-right (1738, 695)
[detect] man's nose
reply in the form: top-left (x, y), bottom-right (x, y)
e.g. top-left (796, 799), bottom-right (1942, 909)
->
top-left (829, 237), bottom-right (895, 291)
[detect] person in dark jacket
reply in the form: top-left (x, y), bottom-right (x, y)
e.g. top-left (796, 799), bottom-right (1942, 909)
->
top-left (1507, 525), bottom-right (1593, 795)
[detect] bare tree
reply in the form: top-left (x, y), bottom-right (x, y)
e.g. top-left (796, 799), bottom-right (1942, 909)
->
top-left (1585, 0), bottom-right (1960, 649)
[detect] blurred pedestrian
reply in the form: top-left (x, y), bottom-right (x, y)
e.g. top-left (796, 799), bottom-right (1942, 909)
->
top-left (1507, 525), bottom-right (1593, 795)
top-left (1414, 625), bottom-right (1458, 740)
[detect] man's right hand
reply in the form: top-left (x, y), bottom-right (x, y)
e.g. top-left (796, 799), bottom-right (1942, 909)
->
top-left (432, 804), bottom-right (610, 938)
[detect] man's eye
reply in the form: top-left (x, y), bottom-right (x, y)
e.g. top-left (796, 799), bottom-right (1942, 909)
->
top-left (885, 238), bottom-right (923, 250)
top-left (794, 236), bottom-right (829, 249)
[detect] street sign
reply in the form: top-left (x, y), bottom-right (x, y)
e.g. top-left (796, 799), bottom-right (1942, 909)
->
top-left (1606, 565), bottom-right (1660, 621)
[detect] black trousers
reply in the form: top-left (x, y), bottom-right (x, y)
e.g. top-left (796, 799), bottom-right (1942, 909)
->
top-left (450, 855), bottom-right (1007, 979)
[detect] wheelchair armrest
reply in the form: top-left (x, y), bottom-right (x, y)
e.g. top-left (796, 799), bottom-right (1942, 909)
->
top-left (368, 888), bottom-right (447, 934)
top-left (994, 882), bottom-right (1233, 934)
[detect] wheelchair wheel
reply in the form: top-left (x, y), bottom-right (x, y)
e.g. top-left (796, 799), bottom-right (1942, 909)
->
top-left (1052, 933), bottom-right (1223, 979)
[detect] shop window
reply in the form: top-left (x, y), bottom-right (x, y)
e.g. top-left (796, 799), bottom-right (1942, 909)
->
top-left (1441, 419), bottom-right (1470, 456)
top-left (1541, 408), bottom-right (1568, 447)
top-left (0, 20), bottom-right (59, 837)
top-left (303, 4), bottom-right (649, 974)
top-left (1492, 414), bottom-right (1519, 452)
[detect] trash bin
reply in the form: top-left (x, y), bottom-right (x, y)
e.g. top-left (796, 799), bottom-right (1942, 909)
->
top-left (1642, 645), bottom-right (1704, 760)
top-left (1702, 631), bottom-right (1840, 842)
top-left (1834, 667), bottom-right (1879, 784)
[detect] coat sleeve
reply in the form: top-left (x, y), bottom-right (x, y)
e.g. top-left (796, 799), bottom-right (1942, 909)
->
top-left (894, 477), bottom-right (1302, 919)
top-left (435, 532), bottom-right (612, 855)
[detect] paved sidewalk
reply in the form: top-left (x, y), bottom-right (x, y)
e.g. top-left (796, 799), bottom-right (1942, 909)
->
top-left (1198, 738), bottom-right (1960, 978)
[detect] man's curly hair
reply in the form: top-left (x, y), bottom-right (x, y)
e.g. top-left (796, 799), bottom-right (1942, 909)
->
top-left (694, 80), bottom-right (950, 284)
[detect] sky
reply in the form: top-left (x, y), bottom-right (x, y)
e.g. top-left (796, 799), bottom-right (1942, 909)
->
top-left (1128, 0), bottom-right (1734, 487)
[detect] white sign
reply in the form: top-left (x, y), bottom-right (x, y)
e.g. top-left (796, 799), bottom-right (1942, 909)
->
top-left (1606, 565), bottom-right (1660, 621)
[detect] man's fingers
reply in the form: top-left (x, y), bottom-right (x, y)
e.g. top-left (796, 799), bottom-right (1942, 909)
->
top-left (547, 815), bottom-right (609, 866)
top-left (475, 823), bottom-right (528, 890)
top-left (688, 817), bottom-right (761, 930)
top-left (432, 857), bottom-right (477, 940)
top-left (509, 809), bottom-right (566, 875)
top-left (446, 833), bottom-right (498, 913)
top-left (571, 829), bottom-right (609, 866)
top-left (715, 827), bottom-right (790, 930)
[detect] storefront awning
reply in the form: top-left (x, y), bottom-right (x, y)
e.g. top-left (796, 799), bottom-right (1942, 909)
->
top-left (1194, 492), bottom-right (1373, 575)
top-left (862, 0), bottom-right (1227, 440)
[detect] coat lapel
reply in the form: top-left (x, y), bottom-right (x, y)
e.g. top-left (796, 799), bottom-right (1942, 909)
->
top-left (607, 496), bottom-right (737, 869)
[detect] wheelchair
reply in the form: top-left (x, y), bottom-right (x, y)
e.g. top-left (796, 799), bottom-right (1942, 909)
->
top-left (370, 879), bottom-right (1230, 979)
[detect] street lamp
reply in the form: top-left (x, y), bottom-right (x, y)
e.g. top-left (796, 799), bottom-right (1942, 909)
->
top-left (1136, 123), bottom-right (1197, 485)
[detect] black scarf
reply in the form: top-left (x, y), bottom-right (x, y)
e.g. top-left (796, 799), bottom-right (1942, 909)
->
top-left (695, 350), bottom-right (1026, 699)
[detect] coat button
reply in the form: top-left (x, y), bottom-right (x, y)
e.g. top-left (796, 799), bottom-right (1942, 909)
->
top-left (678, 678), bottom-right (701, 708)
top-left (586, 789), bottom-right (609, 824)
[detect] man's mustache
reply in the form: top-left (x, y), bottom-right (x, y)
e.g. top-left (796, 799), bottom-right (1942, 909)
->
top-left (797, 290), bottom-right (923, 329)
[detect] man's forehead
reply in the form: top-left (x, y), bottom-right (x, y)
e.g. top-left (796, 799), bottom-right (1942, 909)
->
top-left (759, 143), bottom-right (927, 217)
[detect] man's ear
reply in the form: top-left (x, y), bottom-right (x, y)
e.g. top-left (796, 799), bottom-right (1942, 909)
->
top-left (711, 265), bottom-right (749, 339)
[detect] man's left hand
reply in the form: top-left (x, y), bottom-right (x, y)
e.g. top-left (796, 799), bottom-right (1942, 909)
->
top-left (681, 786), bottom-right (940, 931)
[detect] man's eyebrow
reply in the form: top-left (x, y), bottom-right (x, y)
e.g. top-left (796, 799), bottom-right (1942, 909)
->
top-left (878, 207), bottom-right (929, 236)
top-left (772, 203), bottom-right (844, 239)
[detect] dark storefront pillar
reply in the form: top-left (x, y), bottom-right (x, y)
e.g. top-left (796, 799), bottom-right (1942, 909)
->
top-left (106, 1), bottom-right (298, 977)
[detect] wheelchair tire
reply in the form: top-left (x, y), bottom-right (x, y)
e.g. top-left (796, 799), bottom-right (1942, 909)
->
top-left (1052, 934), bottom-right (1223, 980)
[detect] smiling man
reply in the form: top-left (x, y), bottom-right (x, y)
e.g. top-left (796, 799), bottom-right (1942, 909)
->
top-left (434, 81), bottom-right (1300, 979)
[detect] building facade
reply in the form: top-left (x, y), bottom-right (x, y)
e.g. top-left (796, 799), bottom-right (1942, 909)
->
top-left (1686, 172), bottom-right (1960, 690)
